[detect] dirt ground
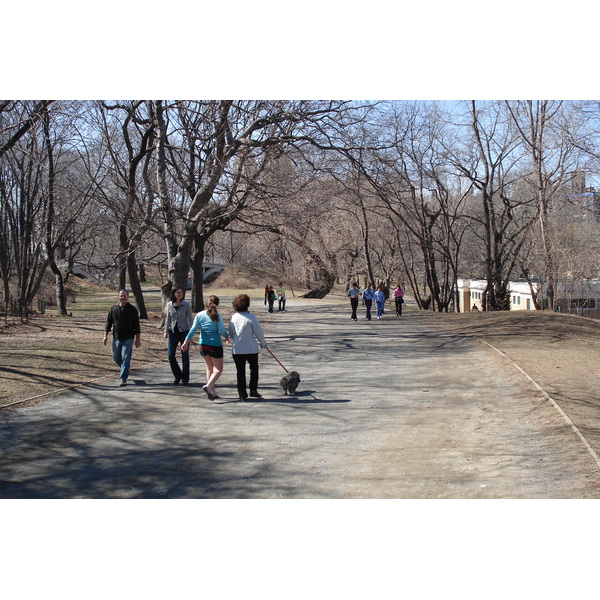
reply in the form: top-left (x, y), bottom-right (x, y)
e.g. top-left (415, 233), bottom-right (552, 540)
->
top-left (432, 309), bottom-right (600, 459)
top-left (0, 312), bottom-right (167, 407)
top-left (2, 301), bottom-right (600, 462)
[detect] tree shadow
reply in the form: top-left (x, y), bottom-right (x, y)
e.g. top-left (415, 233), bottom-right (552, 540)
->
top-left (247, 389), bottom-right (350, 404)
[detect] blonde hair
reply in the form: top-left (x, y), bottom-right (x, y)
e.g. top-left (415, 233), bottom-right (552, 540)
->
top-left (206, 295), bottom-right (220, 322)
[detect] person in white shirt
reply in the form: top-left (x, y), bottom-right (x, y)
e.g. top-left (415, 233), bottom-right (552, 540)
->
top-left (347, 282), bottom-right (361, 321)
top-left (276, 282), bottom-right (286, 313)
top-left (228, 294), bottom-right (268, 401)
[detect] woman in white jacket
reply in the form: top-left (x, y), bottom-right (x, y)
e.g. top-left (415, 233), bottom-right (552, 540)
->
top-left (228, 294), bottom-right (268, 401)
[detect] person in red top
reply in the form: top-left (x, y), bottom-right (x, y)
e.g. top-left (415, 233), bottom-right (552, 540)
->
top-left (393, 285), bottom-right (405, 316)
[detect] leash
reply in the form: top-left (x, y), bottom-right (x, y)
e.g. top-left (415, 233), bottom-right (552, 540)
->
top-left (266, 347), bottom-right (289, 373)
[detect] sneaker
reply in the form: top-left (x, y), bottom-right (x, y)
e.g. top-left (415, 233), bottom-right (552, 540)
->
top-left (119, 380), bottom-right (127, 387)
top-left (202, 385), bottom-right (215, 401)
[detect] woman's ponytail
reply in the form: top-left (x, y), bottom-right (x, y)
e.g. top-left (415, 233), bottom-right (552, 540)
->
top-left (206, 295), bottom-right (220, 321)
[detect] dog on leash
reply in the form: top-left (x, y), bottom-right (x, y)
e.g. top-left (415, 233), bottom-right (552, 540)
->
top-left (280, 371), bottom-right (301, 395)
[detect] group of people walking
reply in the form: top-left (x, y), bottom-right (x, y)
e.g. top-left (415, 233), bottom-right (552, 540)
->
top-left (104, 280), bottom-right (405, 397)
top-left (104, 287), bottom-right (268, 402)
top-left (347, 282), bottom-right (404, 321)
top-left (264, 283), bottom-right (286, 313)
top-left (176, 289), bottom-right (268, 401)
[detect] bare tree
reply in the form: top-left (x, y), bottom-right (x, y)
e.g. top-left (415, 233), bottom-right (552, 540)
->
top-left (95, 101), bottom-right (155, 318)
top-left (153, 100), bottom-right (361, 310)
top-left (342, 102), bottom-right (470, 311)
top-left (0, 101), bottom-right (101, 313)
top-left (0, 100), bottom-right (53, 159)
top-left (505, 100), bottom-right (581, 310)
top-left (41, 102), bottom-right (111, 313)
top-left (441, 101), bottom-right (537, 310)
top-left (0, 103), bottom-right (49, 309)
top-left (263, 172), bottom-right (347, 297)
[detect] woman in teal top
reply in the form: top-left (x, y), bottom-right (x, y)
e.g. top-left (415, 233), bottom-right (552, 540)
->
top-left (182, 295), bottom-right (229, 401)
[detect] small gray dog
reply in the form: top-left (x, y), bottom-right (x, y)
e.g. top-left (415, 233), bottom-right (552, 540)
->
top-left (280, 371), bottom-right (301, 395)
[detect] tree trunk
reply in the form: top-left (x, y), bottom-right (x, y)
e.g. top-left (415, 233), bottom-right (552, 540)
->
top-left (49, 259), bottom-right (68, 316)
top-left (299, 247), bottom-right (337, 298)
top-left (154, 100), bottom-right (181, 311)
top-left (358, 202), bottom-right (376, 287)
top-left (118, 256), bottom-right (127, 291)
top-left (164, 232), bottom-right (194, 308)
top-left (42, 106), bottom-right (68, 316)
top-left (190, 234), bottom-right (206, 313)
top-left (127, 250), bottom-right (148, 319)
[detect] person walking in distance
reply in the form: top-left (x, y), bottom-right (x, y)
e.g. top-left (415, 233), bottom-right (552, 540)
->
top-left (181, 295), bottom-right (229, 401)
top-left (347, 282), bottom-right (361, 321)
top-left (164, 286), bottom-right (193, 385)
top-left (103, 289), bottom-right (141, 387)
top-left (267, 286), bottom-right (276, 313)
top-left (276, 282), bottom-right (286, 313)
top-left (228, 294), bottom-right (268, 402)
top-left (393, 284), bottom-right (405, 316)
top-left (375, 284), bottom-right (386, 319)
top-left (361, 282), bottom-right (376, 321)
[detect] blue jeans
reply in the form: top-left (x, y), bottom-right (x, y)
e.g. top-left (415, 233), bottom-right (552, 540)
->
top-left (364, 299), bottom-right (373, 320)
top-left (376, 301), bottom-right (384, 317)
top-left (112, 337), bottom-right (134, 381)
top-left (167, 329), bottom-right (189, 383)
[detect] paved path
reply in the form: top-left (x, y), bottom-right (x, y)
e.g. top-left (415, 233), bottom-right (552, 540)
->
top-left (1, 299), bottom-right (599, 498)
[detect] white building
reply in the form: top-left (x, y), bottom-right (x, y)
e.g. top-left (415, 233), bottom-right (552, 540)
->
top-left (457, 277), bottom-right (600, 316)
top-left (456, 278), bottom-right (538, 312)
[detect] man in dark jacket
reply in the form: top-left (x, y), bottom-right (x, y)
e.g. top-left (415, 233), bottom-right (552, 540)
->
top-left (103, 289), bottom-right (141, 386)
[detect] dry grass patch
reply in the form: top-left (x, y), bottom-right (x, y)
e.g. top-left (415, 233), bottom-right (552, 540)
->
top-left (0, 313), bottom-right (166, 407)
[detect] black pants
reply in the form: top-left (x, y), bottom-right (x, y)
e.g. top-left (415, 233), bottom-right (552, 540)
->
top-left (232, 353), bottom-right (259, 398)
top-left (167, 329), bottom-right (190, 382)
top-left (350, 297), bottom-right (359, 320)
top-left (395, 298), bottom-right (403, 315)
